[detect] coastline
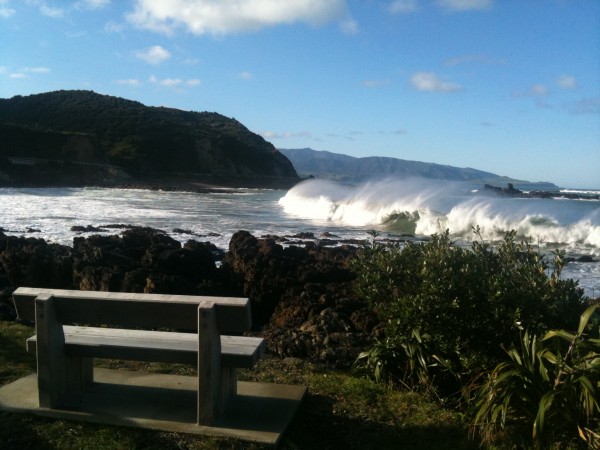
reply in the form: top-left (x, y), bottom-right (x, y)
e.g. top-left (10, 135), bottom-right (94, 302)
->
top-left (0, 175), bottom-right (302, 193)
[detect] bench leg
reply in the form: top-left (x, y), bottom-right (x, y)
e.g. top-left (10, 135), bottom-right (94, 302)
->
top-left (197, 303), bottom-right (221, 425)
top-left (66, 356), bottom-right (94, 397)
top-left (221, 367), bottom-right (237, 405)
top-left (35, 294), bottom-right (70, 408)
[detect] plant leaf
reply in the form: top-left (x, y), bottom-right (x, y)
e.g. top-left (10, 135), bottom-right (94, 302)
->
top-left (543, 329), bottom-right (576, 342)
top-left (578, 305), bottom-right (598, 335)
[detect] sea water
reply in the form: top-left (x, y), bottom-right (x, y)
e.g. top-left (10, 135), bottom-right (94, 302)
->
top-left (0, 178), bottom-right (598, 297)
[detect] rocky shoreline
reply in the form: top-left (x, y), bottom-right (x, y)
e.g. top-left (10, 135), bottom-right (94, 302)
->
top-left (0, 227), bottom-right (380, 368)
top-left (2, 226), bottom-right (597, 368)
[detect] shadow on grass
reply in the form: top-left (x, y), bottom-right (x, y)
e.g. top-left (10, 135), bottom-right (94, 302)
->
top-left (0, 411), bottom-right (226, 450)
top-left (283, 392), bottom-right (477, 450)
top-left (0, 412), bottom-right (56, 450)
top-left (0, 322), bottom-right (36, 385)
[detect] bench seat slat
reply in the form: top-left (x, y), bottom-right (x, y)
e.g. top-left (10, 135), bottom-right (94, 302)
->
top-left (26, 326), bottom-right (265, 369)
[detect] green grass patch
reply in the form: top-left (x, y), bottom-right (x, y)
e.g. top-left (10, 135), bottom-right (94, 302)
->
top-left (0, 321), bottom-right (476, 449)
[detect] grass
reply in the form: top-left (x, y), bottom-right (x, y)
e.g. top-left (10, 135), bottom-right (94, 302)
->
top-left (0, 321), bottom-right (477, 450)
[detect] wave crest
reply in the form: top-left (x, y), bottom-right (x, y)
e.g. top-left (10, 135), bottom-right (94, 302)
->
top-left (279, 178), bottom-right (600, 253)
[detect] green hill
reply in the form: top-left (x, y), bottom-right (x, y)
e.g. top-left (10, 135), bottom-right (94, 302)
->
top-left (0, 90), bottom-right (300, 189)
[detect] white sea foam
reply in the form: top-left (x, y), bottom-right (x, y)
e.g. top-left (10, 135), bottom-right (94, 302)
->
top-left (279, 178), bottom-right (600, 296)
top-left (279, 178), bottom-right (600, 255)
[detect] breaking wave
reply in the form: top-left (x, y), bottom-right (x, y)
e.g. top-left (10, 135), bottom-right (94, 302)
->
top-left (279, 178), bottom-right (600, 254)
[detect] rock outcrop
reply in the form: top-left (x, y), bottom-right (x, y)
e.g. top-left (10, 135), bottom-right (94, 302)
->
top-left (0, 229), bottom-right (378, 367)
top-left (222, 231), bottom-right (377, 366)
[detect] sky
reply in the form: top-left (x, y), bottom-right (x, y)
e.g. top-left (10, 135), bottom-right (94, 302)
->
top-left (1, 0), bottom-right (599, 188)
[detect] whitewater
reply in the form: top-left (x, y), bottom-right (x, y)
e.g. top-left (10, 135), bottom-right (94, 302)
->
top-left (0, 178), bottom-right (598, 297)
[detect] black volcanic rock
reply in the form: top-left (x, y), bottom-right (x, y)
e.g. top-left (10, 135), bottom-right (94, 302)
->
top-left (0, 233), bottom-right (73, 290)
top-left (0, 90), bottom-right (300, 189)
top-left (0, 227), bottom-right (378, 367)
top-left (222, 231), bottom-right (377, 366)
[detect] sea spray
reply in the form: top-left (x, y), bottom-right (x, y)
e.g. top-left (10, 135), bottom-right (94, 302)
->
top-left (280, 178), bottom-right (600, 255)
top-left (278, 177), bottom-right (462, 229)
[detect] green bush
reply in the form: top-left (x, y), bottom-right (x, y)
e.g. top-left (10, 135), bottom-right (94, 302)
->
top-left (471, 305), bottom-right (600, 449)
top-left (353, 229), bottom-right (587, 398)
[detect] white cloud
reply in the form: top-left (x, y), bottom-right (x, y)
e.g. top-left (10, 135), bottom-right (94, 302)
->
top-left (339, 17), bottom-right (358, 34)
top-left (22, 66), bottom-right (51, 73)
top-left (410, 72), bottom-right (462, 92)
top-left (81, 0), bottom-right (110, 9)
top-left (40, 5), bottom-right (64, 18)
top-left (66, 30), bottom-right (87, 38)
top-left (237, 71), bottom-right (253, 80)
top-left (127, 0), bottom-right (348, 35)
top-left (26, 0), bottom-right (65, 18)
top-left (135, 45), bottom-right (171, 64)
top-left (149, 75), bottom-right (201, 88)
top-left (0, 0), bottom-right (15, 18)
top-left (261, 130), bottom-right (313, 140)
top-left (388, 0), bottom-right (418, 14)
top-left (75, 0), bottom-right (110, 10)
top-left (531, 84), bottom-right (548, 96)
top-left (436, 0), bottom-right (492, 12)
top-left (2, 66), bottom-right (50, 78)
top-left (104, 21), bottom-right (124, 33)
top-left (160, 78), bottom-right (182, 87)
top-left (557, 75), bottom-right (578, 90)
top-left (512, 84), bottom-right (553, 109)
top-left (115, 79), bottom-right (141, 86)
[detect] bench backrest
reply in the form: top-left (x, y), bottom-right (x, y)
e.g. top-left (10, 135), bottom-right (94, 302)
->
top-left (12, 287), bottom-right (252, 333)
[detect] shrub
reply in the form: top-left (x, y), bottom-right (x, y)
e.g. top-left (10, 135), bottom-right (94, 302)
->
top-left (353, 229), bottom-right (587, 398)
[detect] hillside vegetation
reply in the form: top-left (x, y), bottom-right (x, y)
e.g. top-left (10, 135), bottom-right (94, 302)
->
top-left (0, 90), bottom-right (299, 189)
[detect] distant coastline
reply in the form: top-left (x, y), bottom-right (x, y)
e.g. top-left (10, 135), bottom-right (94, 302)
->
top-left (482, 183), bottom-right (600, 200)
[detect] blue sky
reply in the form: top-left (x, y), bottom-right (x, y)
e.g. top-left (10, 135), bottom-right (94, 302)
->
top-left (1, 0), bottom-right (599, 188)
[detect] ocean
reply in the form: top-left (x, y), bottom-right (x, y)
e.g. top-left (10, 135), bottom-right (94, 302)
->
top-left (1, 178), bottom-right (599, 297)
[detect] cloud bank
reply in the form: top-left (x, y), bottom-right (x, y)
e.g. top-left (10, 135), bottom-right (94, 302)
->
top-left (127, 0), bottom-right (348, 35)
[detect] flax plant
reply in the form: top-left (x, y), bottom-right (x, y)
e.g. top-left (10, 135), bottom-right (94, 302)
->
top-left (472, 305), bottom-right (600, 449)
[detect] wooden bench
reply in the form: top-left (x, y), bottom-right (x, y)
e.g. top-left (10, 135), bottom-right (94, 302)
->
top-left (12, 287), bottom-right (266, 426)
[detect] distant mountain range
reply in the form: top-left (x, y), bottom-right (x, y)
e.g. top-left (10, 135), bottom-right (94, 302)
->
top-left (279, 148), bottom-right (559, 191)
top-left (0, 90), bottom-right (300, 190)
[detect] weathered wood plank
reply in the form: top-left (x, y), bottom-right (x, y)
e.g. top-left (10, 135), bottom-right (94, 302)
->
top-left (197, 303), bottom-right (220, 425)
top-left (26, 326), bottom-right (265, 368)
top-left (15, 288), bottom-right (269, 426)
top-left (35, 294), bottom-right (68, 408)
top-left (13, 288), bottom-right (252, 332)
